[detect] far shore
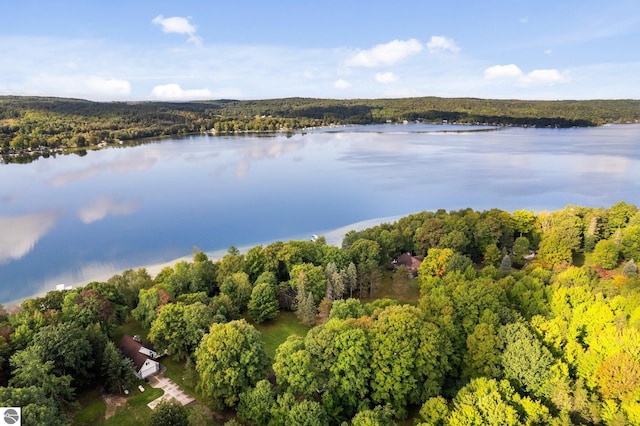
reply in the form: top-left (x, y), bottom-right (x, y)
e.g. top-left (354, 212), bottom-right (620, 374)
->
top-left (3, 214), bottom-right (405, 309)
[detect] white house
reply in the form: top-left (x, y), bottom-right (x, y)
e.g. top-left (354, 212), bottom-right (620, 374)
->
top-left (117, 335), bottom-right (161, 379)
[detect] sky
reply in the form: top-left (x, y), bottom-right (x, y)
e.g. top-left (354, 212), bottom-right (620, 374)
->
top-left (1, 0), bottom-right (639, 102)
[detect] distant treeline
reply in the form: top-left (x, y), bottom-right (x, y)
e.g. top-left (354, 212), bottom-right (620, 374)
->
top-left (1, 96), bottom-right (639, 158)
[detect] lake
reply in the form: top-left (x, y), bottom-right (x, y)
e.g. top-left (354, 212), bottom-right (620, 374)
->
top-left (1, 123), bottom-right (640, 304)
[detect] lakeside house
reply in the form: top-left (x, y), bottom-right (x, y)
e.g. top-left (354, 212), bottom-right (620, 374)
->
top-left (118, 334), bottom-right (161, 379)
top-left (393, 253), bottom-right (424, 278)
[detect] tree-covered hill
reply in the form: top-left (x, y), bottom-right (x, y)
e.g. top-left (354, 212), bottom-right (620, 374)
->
top-left (1, 96), bottom-right (639, 160)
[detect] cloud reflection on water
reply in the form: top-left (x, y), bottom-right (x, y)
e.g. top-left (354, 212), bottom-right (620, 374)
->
top-left (0, 212), bottom-right (58, 264)
top-left (77, 196), bottom-right (140, 224)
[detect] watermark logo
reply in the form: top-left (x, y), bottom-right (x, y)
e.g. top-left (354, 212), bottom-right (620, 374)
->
top-left (1, 408), bottom-right (20, 425)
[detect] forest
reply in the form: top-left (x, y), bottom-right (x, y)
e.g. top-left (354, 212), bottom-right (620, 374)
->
top-left (2, 96), bottom-right (640, 163)
top-left (0, 201), bottom-right (639, 425)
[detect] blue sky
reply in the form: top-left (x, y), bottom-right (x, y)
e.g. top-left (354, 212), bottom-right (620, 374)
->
top-left (1, 0), bottom-right (639, 101)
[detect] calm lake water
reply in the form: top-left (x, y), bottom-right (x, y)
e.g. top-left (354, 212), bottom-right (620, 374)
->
top-left (1, 123), bottom-right (640, 304)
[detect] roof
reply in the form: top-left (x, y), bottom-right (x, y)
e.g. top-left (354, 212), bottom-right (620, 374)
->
top-left (118, 334), bottom-right (153, 371)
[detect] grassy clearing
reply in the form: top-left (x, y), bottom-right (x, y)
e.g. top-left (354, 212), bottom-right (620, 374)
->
top-left (360, 270), bottom-right (421, 304)
top-left (103, 382), bottom-right (163, 426)
top-left (112, 317), bottom-right (148, 343)
top-left (72, 382), bottom-right (162, 426)
top-left (253, 311), bottom-right (310, 359)
top-left (73, 388), bottom-right (106, 426)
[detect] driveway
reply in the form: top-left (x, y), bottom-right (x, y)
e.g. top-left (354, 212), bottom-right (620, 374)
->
top-left (146, 374), bottom-right (195, 410)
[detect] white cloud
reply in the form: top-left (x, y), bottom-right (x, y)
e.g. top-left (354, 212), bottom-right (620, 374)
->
top-left (78, 197), bottom-right (139, 224)
top-left (484, 64), bottom-right (524, 80)
top-left (484, 64), bottom-right (569, 86)
top-left (375, 72), bottom-right (398, 84)
top-left (519, 17), bottom-right (529, 24)
top-left (544, 49), bottom-right (553, 55)
top-left (151, 83), bottom-right (212, 100)
top-left (427, 36), bottom-right (460, 54)
top-left (345, 39), bottom-right (423, 67)
top-left (334, 79), bottom-right (352, 89)
top-left (152, 15), bottom-right (202, 45)
top-left (524, 69), bottom-right (568, 85)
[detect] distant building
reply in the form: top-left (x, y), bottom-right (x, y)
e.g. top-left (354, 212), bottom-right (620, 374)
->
top-left (393, 253), bottom-right (424, 278)
top-left (117, 335), bottom-right (161, 379)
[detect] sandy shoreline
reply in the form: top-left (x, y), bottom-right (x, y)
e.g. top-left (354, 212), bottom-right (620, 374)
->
top-left (4, 214), bottom-right (404, 308)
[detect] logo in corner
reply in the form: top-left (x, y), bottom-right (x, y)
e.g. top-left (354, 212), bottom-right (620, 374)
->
top-left (2, 408), bottom-right (21, 425)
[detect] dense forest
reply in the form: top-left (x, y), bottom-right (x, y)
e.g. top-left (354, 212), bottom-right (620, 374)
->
top-left (1, 201), bottom-right (640, 425)
top-left (2, 96), bottom-right (639, 163)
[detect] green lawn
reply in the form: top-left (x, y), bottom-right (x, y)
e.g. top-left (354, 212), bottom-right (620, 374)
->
top-left (72, 382), bottom-right (162, 426)
top-left (253, 311), bottom-right (310, 359)
top-left (104, 382), bottom-right (163, 426)
top-left (360, 270), bottom-right (421, 304)
top-left (73, 388), bottom-right (106, 426)
top-left (112, 317), bottom-right (148, 344)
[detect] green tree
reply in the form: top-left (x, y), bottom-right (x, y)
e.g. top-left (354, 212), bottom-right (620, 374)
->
top-left (245, 245), bottom-right (266, 283)
top-left (220, 272), bottom-right (252, 312)
top-left (349, 239), bottom-right (381, 267)
top-left (369, 305), bottom-right (448, 415)
top-left (30, 322), bottom-right (94, 387)
top-left (513, 209), bottom-right (536, 237)
top-left (0, 386), bottom-right (67, 426)
top-left (132, 284), bottom-right (173, 329)
top-left (417, 397), bottom-right (449, 426)
top-left (61, 283), bottom-right (127, 335)
top-left (238, 379), bottom-right (274, 425)
top-left (248, 282), bottom-right (279, 323)
top-left (287, 399), bottom-right (328, 426)
top-left (102, 340), bottom-right (137, 394)
top-left (499, 322), bottom-right (554, 398)
top-left (9, 347), bottom-right (74, 403)
top-left (461, 323), bottom-right (502, 381)
top-left (290, 263), bottom-right (327, 304)
top-left (273, 336), bottom-right (318, 397)
top-left (149, 302), bottom-right (213, 361)
top-left (295, 289), bottom-right (317, 327)
top-left (512, 236), bottom-right (530, 266)
top-left (209, 293), bottom-right (239, 322)
top-left (329, 298), bottom-right (366, 320)
top-left (351, 405), bottom-right (395, 426)
top-left (216, 251), bottom-right (245, 283)
top-left (107, 268), bottom-right (153, 308)
top-left (419, 248), bottom-right (454, 278)
top-left (448, 377), bottom-right (551, 425)
top-left (483, 244), bottom-right (502, 267)
top-left (621, 225), bottom-right (640, 261)
top-left (195, 320), bottom-right (268, 409)
top-left (592, 239), bottom-right (620, 269)
top-left (150, 399), bottom-right (189, 426)
top-left (329, 326), bottom-right (372, 415)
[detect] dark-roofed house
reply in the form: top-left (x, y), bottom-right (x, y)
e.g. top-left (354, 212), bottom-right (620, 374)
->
top-left (118, 334), bottom-right (161, 379)
top-left (394, 252), bottom-right (424, 278)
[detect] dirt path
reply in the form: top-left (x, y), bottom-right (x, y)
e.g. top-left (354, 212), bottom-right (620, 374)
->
top-left (102, 393), bottom-right (127, 419)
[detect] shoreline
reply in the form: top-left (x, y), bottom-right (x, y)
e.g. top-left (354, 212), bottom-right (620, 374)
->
top-left (2, 214), bottom-right (405, 309)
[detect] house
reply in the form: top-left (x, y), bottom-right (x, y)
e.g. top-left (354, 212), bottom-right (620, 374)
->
top-left (117, 334), bottom-right (161, 379)
top-left (393, 253), bottom-right (424, 278)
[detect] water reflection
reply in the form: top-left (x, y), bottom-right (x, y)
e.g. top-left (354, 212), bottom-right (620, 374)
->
top-left (49, 150), bottom-right (161, 187)
top-left (1, 124), bottom-right (640, 305)
top-left (78, 196), bottom-right (140, 224)
top-left (0, 212), bottom-right (58, 264)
